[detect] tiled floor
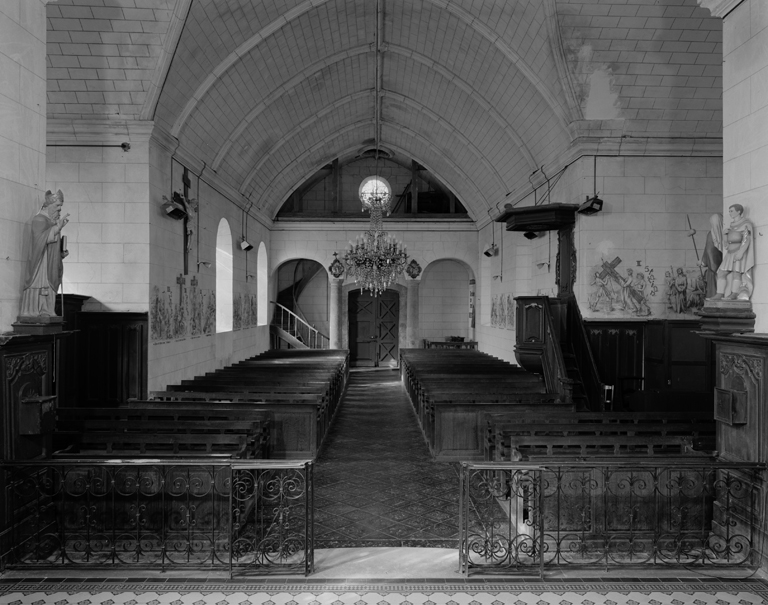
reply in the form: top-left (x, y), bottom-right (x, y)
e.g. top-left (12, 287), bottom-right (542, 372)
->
top-left (314, 368), bottom-right (460, 548)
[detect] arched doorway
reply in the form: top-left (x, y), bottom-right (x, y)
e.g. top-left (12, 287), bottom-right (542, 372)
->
top-left (348, 289), bottom-right (399, 367)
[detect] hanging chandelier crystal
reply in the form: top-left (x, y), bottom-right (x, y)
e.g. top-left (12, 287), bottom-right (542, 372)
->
top-left (343, 176), bottom-right (408, 296)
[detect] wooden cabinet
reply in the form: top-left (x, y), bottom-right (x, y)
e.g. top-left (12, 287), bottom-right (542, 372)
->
top-left (77, 312), bottom-right (148, 406)
top-left (586, 320), bottom-right (711, 412)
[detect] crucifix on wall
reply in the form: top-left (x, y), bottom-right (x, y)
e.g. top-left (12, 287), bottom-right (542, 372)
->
top-left (179, 168), bottom-right (198, 276)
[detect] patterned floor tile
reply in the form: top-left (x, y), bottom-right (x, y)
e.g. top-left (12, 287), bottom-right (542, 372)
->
top-left (313, 369), bottom-right (463, 549)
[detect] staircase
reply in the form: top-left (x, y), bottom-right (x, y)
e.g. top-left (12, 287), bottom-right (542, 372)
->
top-left (271, 259), bottom-right (330, 350)
top-left (271, 301), bottom-right (330, 349)
top-left (515, 294), bottom-right (606, 411)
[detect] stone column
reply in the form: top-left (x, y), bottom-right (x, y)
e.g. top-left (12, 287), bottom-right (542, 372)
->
top-left (699, 0), bottom-right (768, 331)
top-left (406, 278), bottom-right (420, 348)
top-left (329, 277), bottom-right (344, 348)
top-left (0, 1), bottom-right (49, 332)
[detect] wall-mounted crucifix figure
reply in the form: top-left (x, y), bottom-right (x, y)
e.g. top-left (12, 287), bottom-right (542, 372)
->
top-left (180, 168), bottom-right (198, 275)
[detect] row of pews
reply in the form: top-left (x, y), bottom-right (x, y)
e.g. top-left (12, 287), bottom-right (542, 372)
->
top-left (53, 349), bottom-right (349, 460)
top-left (400, 348), bottom-right (716, 462)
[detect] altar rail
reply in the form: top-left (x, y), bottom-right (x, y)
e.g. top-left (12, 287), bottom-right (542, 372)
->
top-left (0, 459), bottom-right (313, 577)
top-left (459, 460), bottom-right (765, 576)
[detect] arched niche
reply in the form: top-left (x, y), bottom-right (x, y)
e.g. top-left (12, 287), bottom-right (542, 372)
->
top-left (420, 258), bottom-right (475, 341)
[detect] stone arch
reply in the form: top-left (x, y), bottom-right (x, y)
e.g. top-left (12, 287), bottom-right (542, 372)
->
top-left (420, 258), bottom-right (475, 343)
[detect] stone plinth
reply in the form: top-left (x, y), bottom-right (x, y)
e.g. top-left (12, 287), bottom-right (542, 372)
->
top-left (697, 299), bottom-right (756, 334)
top-left (13, 317), bottom-right (64, 335)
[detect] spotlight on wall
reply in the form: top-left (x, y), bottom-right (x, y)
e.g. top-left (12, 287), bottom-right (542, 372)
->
top-left (483, 243), bottom-right (497, 257)
top-left (197, 261), bottom-right (211, 269)
top-left (240, 239), bottom-right (253, 251)
top-left (578, 195), bottom-right (603, 216)
top-left (523, 231), bottom-right (540, 240)
top-left (162, 192), bottom-right (188, 220)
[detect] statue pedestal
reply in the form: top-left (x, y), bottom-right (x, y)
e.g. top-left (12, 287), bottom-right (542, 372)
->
top-left (696, 299), bottom-right (755, 334)
top-left (13, 316), bottom-right (64, 335)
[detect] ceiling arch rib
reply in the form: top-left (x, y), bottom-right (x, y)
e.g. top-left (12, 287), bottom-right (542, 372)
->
top-left (246, 124), bottom-right (486, 221)
top-left (238, 94), bottom-right (374, 192)
top-left (231, 89), bottom-right (511, 205)
top-left (426, 0), bottom-right (571, 134)
top-left (385, 44), bottom-right (537, 171)
top-left (211, 46), bottom-right (372, 171)
top-left (383, 91), bottom-right (507, 194)
top-left (170, 0), bottom-right (573, 148)
top-left (242, 119), bottom-right (373, 198)
top-left (171, 0), bottom-right (337, 138)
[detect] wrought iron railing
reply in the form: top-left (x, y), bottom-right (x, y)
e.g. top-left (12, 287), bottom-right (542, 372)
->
top-left (271, 301), bottom-right (329, 349)
top-left (1, 459), bottom-right (313, 577)
top-left (459, 460), bottom-right (764, 576)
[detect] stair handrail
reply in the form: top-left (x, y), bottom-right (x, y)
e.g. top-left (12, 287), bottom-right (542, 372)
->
top-left (564, 294), bottom-right (607, 411)
top-left (271, 301), bottom-right (330, 349)
top-left (540, 299), bottom-right (573, 403)
top-left (515, 296), bottom-right (572, 404)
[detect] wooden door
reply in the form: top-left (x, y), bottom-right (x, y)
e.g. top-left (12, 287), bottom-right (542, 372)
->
top-left (349, 290), bottom-right (399, 367)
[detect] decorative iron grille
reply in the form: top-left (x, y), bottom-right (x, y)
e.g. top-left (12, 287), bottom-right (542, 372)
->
top-left (459, 461), bottom-right (764, 576)
top-left (1, 459), bottom-right (313, 577)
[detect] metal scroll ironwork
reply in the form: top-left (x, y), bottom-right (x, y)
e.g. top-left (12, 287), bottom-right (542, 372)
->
top-left (0, 459), bottom-right (314, 576)
top-left (460, 461), bottom-right (763, 576)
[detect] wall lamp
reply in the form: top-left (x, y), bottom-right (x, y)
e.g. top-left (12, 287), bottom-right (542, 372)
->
top-left (523, 231), bottom-right (541, 240)
top-left (578, 195), bottom-right (603, 216)
top-left (197, 261), bottom-right (211, 269)
top-left (162, 192), bottom-right (189, 220)
top-left (240, 238), bottom-right (253, 251)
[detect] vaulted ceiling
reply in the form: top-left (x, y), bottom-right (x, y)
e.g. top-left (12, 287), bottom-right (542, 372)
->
top-left (46, 0), bottom-right (722, 224)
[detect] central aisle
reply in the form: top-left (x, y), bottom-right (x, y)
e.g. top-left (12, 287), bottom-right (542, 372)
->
top-left (314, 367), bottom-right (460, 548)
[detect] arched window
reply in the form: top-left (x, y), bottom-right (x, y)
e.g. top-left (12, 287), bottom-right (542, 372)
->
top-left (257, 242), bottom-right (268, 326)
top-left (216, 218), bottom-right (233, 332)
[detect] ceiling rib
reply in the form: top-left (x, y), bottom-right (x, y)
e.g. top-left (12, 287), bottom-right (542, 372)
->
top-left (211, 46), bottom-right (372, 171)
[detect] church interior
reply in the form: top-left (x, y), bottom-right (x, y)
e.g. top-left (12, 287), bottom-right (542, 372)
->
top-left (2, 0), bottom-right (768, 603)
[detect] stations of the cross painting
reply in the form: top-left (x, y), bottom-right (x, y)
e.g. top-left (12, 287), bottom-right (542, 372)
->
top-left (598, 256), bottom-right (621, 281)
top-left (600, 256), bottom-right (644, 305)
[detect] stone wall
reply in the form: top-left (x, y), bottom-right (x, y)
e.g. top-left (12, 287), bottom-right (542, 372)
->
top-left (0, 1), bottom-right (48, 331)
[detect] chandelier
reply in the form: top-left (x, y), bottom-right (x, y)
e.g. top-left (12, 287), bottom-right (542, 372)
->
top-left (343, 176), bottom-right (408, 295)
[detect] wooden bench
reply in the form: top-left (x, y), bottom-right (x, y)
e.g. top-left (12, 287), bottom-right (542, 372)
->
top-left (54, 431), bottom-right (250, 458)
top-left (399, 348), bottom-right (569, 461)
top-left (56, 407), bottom-right (272, 459)
top-left (484, 411), bottom-right (716, 462)
top-left (140, 393), bottom-right (325, 460)
top-left (137, 349), bottom-right (350, 460)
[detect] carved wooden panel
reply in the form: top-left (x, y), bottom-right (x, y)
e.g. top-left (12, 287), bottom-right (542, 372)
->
top-left (1, 344), bottom-right (52, 461)
top-left (716, 346), bottom-right (765, 463)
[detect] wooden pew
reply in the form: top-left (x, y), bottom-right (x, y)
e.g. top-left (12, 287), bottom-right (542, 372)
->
top-left (484, 411), bottom-right (716, 462)
top-left (399, 348), bottom-right (568, 461)
top-left (54, 431), bottom-right (250, 458)
top-left (138, 349), bottom-right (350, 460)
top-left (139, 393), bottom-right (324, 460)
top-left (56, 407), bottom-right (272, 459)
